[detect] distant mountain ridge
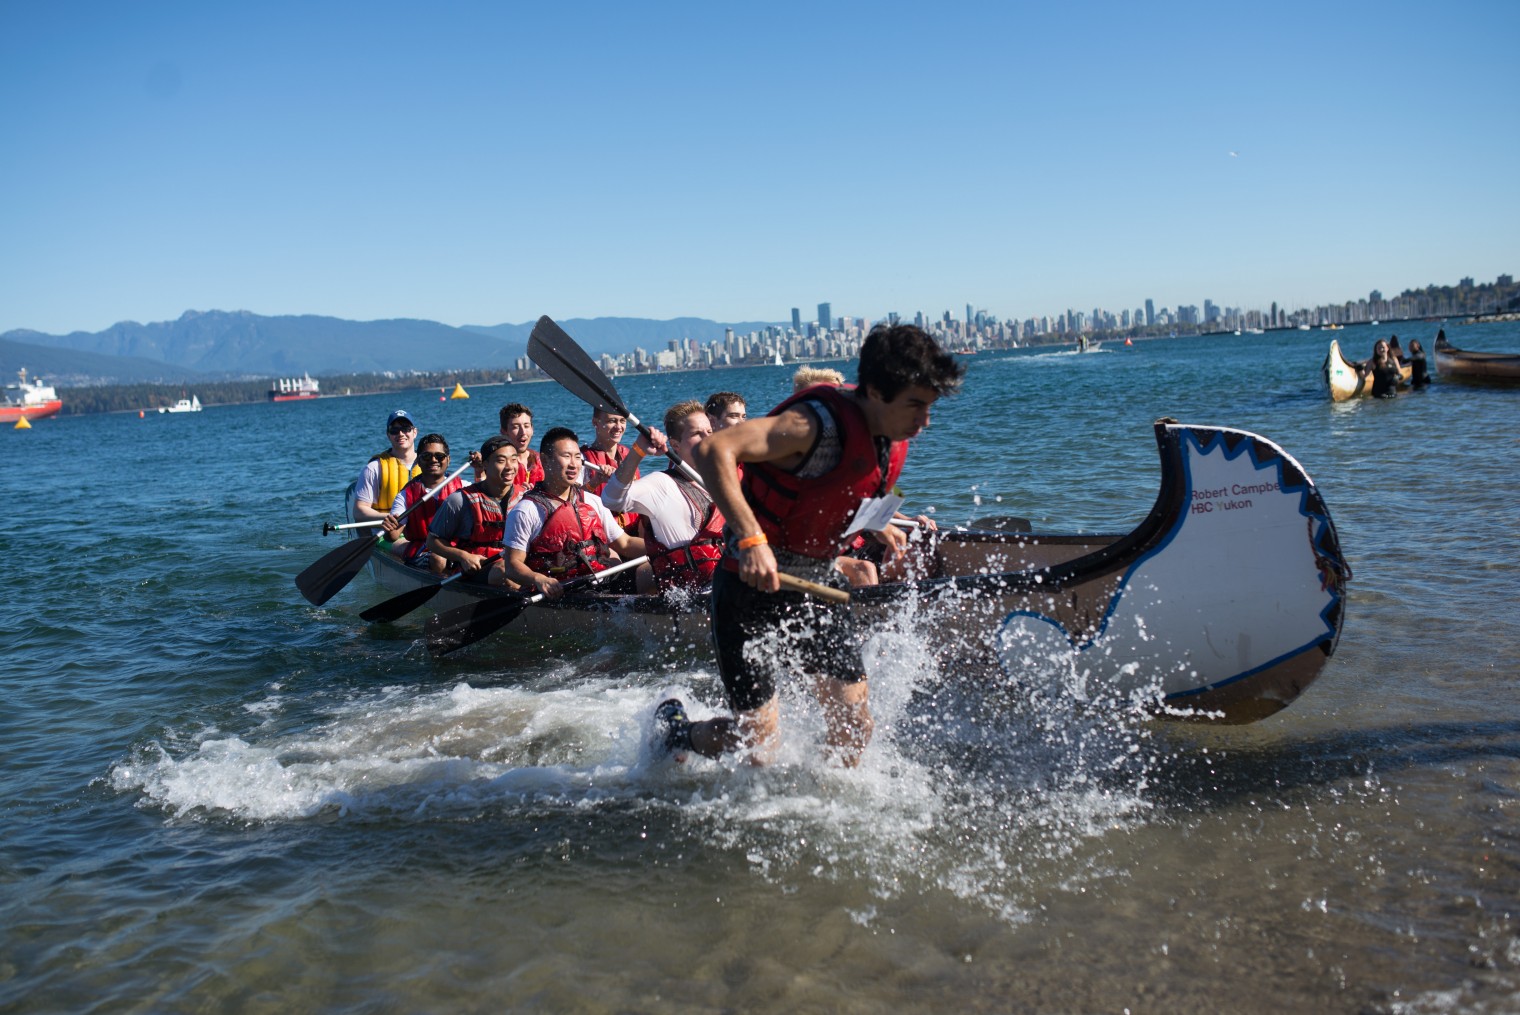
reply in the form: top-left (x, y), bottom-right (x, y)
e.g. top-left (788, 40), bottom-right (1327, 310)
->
top-left (2, 310), bottom-right (783, 383)
top-left (0, 336), bottom-right (195, 385)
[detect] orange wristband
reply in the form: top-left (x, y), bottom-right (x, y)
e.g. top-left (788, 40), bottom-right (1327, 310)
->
top-left (737, 532), bottom-right (768, 550)
top-left (629, 444), bottom-right (647, 459)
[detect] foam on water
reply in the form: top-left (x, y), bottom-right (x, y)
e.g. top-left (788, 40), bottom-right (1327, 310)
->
top-left (111, 589), bottom-right (1164, 926)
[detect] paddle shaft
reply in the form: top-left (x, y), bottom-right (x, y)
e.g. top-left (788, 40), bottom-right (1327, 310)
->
top-left (424, 555), bottom-right (651, 656)
top-left (521, 554), bottom-right (648, 605)
top-left (296, 461), bottom-right (475, 606)
top-left (326, 461), bottom-right (473, 533)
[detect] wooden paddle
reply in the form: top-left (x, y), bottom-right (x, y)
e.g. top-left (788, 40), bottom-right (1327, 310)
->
top-left (425, 555), bottom-right (650, 656)
top-left (528, 315), bottom-right (849, 605)
top-left (295, 461), bottom-right (472, 606)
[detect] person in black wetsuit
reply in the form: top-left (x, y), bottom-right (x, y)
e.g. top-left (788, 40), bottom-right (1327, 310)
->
top-left (1406, 338), bottom-right (1431, 388)
top-left (1366, 339), bottom-right (1401, 398)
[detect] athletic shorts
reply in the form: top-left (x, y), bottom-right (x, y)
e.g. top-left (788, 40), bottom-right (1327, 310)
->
top-left (710, 565), bottom-right (865, 714)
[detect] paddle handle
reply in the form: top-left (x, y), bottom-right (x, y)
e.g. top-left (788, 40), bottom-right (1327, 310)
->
top-left (777, 572), bottom-right (850, 604)
top-left (525, 554), bottom-right (651, 604)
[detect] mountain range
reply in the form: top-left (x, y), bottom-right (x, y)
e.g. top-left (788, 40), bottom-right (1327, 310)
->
top-left (0, 310), bottom-right (781, 385)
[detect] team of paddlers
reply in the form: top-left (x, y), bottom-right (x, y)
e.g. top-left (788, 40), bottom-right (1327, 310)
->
top-left (351, 323), bottom-right (967, 767)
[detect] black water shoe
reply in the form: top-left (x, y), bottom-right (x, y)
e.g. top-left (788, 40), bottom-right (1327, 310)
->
top-left (654, 698), bottom-right (694, 755)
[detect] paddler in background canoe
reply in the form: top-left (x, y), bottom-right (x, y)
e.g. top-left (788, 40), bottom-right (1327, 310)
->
top-left (600, 400), bottom-right (724, 594)
top-left (578, 406), bottom-right (640, 532)
top-left (703, 391), bottom-right (747, 431)
top-left (352, 410), bottom-right (421, 522)
top-left (498, 403), bottom-right (545, 489)
top-left (380, 433), bottom-right (467, 571)
top-left (1364, 339), bottom-right (1402, 398)
top-left (426, 436), bottom-right (521, 587)
top-left (501, 427), bottom-right (647, 599)
top-left (656, 323), bottom-right (966, 768)
top-left (1406, 337), bottom-right (1432, 387)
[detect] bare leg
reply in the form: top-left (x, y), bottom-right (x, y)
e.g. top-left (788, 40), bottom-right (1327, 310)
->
top-left (813, 676), bottom-right (872, 767)
top-left (677, 697), bottom-right (780, 765)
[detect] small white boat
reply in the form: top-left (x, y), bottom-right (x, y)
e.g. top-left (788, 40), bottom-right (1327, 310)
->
top-left (159, 395), bottom-right (202, 414)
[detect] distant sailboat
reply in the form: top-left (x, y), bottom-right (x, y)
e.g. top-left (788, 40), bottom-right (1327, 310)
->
top-left (773, 348), bottom-right (784, 366)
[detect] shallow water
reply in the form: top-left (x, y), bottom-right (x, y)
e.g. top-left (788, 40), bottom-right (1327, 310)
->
top-left (3, 323), bottom-right (1519, 1012)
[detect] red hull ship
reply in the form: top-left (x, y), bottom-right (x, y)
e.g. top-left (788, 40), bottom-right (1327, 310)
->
top-left (1, 368), bottom-right (63, 422)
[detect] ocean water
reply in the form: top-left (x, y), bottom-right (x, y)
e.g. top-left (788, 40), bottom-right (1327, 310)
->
top-left (3, 323), bottom-right (1519, 1013)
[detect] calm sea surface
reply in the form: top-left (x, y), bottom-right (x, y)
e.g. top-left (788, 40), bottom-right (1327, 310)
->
top-left (4, 323), bottom-right (1519, 1013)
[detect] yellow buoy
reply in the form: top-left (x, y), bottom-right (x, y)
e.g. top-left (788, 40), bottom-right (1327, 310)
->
top-left (14, 416), bottom-right (32, 429)
top-left (449, 382), bottom-right (470, 400)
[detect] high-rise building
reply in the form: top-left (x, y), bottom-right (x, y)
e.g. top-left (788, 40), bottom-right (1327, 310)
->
top-left (817, 302), bottom-right (832, 331)
top-left (1145, 299), bottom-right (1155, 327)
top-left (791, 308), bottom-right (801, 331)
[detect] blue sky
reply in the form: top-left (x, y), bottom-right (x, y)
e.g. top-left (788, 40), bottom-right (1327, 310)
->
top-left (2, 1), bottom-right (1515, 336)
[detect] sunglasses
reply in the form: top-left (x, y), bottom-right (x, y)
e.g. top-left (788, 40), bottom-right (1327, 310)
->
top-left (416, 451), bottom-right (449, 462)
top-left (388, 424), bottom-right (415, 435)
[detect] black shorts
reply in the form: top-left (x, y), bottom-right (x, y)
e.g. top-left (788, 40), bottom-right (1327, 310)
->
top-left (709, 565), bottom-right (865, 714)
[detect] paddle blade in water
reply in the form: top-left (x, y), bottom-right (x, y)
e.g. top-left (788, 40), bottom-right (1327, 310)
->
top-left (358, 581), bottom-right (446, 623)
top-left (424, 595), bottom-right (533, 656)
top-left (295, 534), bottom-right (380, 606)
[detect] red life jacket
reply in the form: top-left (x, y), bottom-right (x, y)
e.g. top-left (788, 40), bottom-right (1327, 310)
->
top-left (514, 451), bottom-right (545, 489)
top-left (638, 470), bottom-right (725, 588)
top-left (522, 485), bottom-right (615, 578)
top-left (396, 475), bottom-right (466, 563)
top-left (740, 385), bottom-right (908, 560)
top-left (448, 481), bottom-right (509, 559)
top-left (581, 443), bottom-right (640, 531)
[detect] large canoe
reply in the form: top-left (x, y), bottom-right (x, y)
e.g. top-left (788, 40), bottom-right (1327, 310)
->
top-left (1323, 339), bottom-right (1410, 400)
top-left (1434, 333), bottom-right (1520, 385)
top-left (355, 420), bottom-right (1350, 724)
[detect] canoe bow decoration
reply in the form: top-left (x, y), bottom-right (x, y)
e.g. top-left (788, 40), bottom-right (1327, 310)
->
top-left (983, 421), bottom-right (1347, 723)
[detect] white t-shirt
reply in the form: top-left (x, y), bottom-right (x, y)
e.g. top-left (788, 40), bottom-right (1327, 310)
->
top-left (504, 489), bottom-right (626, 553)
top-left (601, 470), bottom-right (700, 547)
top-left (353, 459), bottom-right (384, 508)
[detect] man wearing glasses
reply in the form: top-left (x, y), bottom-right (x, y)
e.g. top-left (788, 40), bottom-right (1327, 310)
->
top-left (353, 410), bottom-right (421, 522)
top-left (381, 433), bottom-right (466, 570)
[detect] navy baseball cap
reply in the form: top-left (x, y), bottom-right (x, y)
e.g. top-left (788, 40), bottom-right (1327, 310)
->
top-left (386, 409), bottom-right (415, 430)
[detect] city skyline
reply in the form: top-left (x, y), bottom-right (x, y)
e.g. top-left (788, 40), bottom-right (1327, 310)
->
top-left (2, 3), bottom-right (1516, 337)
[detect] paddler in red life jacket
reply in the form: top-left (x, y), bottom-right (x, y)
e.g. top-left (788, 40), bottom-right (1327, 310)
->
top-left (498, 402), bottom-right (545, 489)
top-left (578, 406), bottom-right (640, 533)
top-left (658, 323), bottom-right (966, 769)
top-left (352, 409), bottom-right (421, 523)
top-left (380, 433), bottom-right (467, 572)
top-left (425, 436), bottom-right (523, 587)
top-left (501, 427), bottom-right (647, 599)
top-left (600, 401), bottom-right (724, 594)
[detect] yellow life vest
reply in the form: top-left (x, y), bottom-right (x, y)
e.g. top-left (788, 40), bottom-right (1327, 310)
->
top-left (370, 449), bottom-right (422, 511)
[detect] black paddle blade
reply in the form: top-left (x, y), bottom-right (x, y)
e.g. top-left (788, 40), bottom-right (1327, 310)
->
top-left (528, 316), bottom-right (629, 417)
top-left (295, 534), bottom-right (381, 605)
top-left (966, 515), bottom-right (1033, 533)
top-left (358, 581), bottom-right (446, 623)
top-left (424, 595), bottom-right (533, 656)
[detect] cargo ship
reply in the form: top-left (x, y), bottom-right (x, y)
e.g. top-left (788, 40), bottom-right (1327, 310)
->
top-left (1, 368), bottom-right (63, 422)
top-left (269, 373), bottom-right (320, 402)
